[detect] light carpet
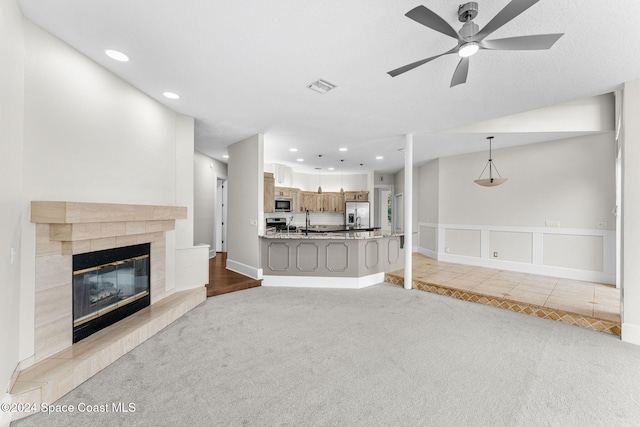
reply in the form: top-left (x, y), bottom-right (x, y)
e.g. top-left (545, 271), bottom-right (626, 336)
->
top-left (12, 283), bottom-right (640, 426)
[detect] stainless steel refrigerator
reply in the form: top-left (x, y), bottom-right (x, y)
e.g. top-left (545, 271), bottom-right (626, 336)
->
top-left (345, 202), bottom-right (370, 229)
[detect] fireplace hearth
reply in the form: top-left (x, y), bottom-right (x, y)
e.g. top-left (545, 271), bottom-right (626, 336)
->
top-left (73, 243), bottom-right (151, 342)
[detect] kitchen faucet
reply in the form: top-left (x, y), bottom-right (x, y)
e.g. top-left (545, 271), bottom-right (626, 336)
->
top-left (355, 216), bottom-right (361, 228)
top-left (305, 210), bottom-right (310, 236)
top-left (287, 215), bottom-right (293, 237)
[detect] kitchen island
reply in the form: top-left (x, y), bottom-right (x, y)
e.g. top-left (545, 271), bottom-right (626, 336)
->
top-left (260, 230), bottom-right (404, 288)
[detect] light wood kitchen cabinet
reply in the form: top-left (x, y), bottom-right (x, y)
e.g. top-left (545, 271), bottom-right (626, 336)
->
top-left (264, 173), bottom-right (275, 213)
top-left (322, 193), bottom-right (344, 212)
top-left (344, 191), bottom-right (368, 202)
top-left (299, 191), bottom-right (320, 212)
top-left (274, 188), bottom-right (364, 213)
top-left (274, 187), bottom-right (293, 198)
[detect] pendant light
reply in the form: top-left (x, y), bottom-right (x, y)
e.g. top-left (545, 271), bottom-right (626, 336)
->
top-left (340, 159), bottom-right (345, 194)
top-left (317, 155), bottom-right (323, 194)
top-left (474, 136), bottom-right (507, 187)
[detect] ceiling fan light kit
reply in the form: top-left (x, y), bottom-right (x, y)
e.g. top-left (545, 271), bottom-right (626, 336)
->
top-left (474, 136), bottom-right (508, 187)
top-left (458, 42), bottom-right (479, 58)
top-left (388, 0), bottom-right (564, 87)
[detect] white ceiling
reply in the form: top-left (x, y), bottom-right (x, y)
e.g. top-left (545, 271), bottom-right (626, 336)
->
top-left (18, 0), bottom-right (640, 174)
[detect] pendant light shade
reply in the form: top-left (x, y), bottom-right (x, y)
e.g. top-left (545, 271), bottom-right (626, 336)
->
top-left (474, 136), bottom-right (508, 187)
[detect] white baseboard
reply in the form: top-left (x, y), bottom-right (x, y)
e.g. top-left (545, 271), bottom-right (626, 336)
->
top-left (436, 252), bottom-right (615, 285)
top-left (226, 258), bottom-right (263, 280)
top-left (622, 323), bottom-right (640, 346)
top-left (417, 247), bottom-right (438, 260)
top-left (262, 272), bottom-right (384, 289)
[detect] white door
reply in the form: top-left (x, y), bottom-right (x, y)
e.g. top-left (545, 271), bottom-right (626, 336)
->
top-left (216, 178), bottom-right (228, 252)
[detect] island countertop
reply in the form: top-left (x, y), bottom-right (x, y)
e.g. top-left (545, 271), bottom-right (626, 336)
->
top-left (261, 230), bottom-right (404, 240)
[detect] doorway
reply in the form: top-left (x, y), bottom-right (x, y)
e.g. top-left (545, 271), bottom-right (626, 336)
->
top-left (374, 185), bottom-right (394, 233)
top-left (393, 193), bottom-right (403, 232)
top-left (215, 178), bottom-right (228, 253)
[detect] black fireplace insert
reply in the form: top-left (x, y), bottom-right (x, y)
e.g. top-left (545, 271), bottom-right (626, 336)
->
top-left (72, 243), bottom-right (150, 343)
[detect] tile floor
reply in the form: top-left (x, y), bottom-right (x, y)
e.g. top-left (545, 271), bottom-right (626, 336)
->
top-left (387, 254), bottom-right (620, 333)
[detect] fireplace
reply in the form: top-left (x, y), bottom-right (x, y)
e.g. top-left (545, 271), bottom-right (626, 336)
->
top-left (72, 243), bottom-right (151, 343)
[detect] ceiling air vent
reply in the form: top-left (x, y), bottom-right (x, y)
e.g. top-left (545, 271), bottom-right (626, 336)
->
top-left (307, 79), bottom-right (336, 94)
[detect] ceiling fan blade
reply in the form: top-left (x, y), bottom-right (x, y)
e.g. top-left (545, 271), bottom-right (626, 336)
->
top-left (481, 33), bottom-right (563, 50)
top-left (473, 0), bottom-right (540, 42)
top-left (388, 47), bottom-right (457, 78)
top-left (450, 57), bottom-right (469, 87)
top-left (405, 5), bottom-right (460, 40)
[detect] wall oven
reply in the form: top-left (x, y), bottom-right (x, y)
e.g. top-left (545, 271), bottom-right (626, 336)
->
top-left (274, 198), bottom-right (292, 212)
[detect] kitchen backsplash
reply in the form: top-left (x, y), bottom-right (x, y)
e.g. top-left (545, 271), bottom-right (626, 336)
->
top-left (265, 211), bottom-right (344, 227)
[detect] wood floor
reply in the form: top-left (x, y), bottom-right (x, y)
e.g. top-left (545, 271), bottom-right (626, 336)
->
top-left (206, 252), bottom-right (262, 297)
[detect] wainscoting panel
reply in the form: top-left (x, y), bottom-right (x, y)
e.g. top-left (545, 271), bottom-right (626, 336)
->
top-left (418, 222), bottom-right (616, 285)
top-left (489, 231), bottom-right (533, 264)
top-left (444, 229), bottom-right (481, 258)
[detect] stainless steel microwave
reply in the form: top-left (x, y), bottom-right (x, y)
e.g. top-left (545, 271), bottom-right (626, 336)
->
top-left (274, 198), bottom-right (292, 212)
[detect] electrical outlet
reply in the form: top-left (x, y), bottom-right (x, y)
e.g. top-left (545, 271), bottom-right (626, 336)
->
top-left (597, 221), bottom-right (608, 229)
top-left (545, 220), bottom-right (560, 228)
top-left (249, 219), bottom-right (257, 226)
top-left (444, 247), bottom-right (449, 253)
top-left (493, 252), bottom-right (498, 258)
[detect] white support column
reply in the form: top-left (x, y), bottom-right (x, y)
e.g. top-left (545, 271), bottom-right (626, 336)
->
top-left (404, 134), bottom-right (413, 290)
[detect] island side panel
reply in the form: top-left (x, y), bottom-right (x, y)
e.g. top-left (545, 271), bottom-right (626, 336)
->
top-left (260, 235), bottom-right (404, 278)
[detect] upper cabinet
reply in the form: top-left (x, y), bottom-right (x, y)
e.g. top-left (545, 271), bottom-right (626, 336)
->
top-left (322, 192), bottom-right (344, 212)
top-left (344, 191), bottom-right (369, 202)
top-left (264, 174), bottom-right (367, 213)
top-left (264, 172), bottom-right (275, 213)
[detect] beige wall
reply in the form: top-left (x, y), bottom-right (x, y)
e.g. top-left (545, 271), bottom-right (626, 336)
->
top-left (0, 0), bottom-right (25, 420)
top-left (438, 133), bottom-right (616, 229)
top-left (417, 159), bottom-right (439, 224)
top-left (227, 134), bottom-right (264, 277)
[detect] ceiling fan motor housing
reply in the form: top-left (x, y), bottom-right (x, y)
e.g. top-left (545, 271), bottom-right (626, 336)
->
top-left (458, 2), bottom-right (479, 22)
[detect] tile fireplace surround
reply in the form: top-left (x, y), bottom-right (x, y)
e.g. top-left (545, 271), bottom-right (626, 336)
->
top-left (9, 201), bottom-right (206, 421)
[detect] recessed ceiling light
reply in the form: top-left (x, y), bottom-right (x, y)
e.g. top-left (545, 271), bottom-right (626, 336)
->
top-left (163, 92), bottom-right (180, 99)
top-left (223, 155), bottom-right (229, 159)
top-left (376, 156), bottom-right (384, 160)
top-left (297, 158), bottom-right (304, 162)
top-left (328, 167), bottom-right (335, 171)
top-left (105, 49), bottom-right (129, 62)
top-left (289, 148), bottom-right (298, 152)
top-left (339, 148), bottom-right (348, 152)
top-left (307, 79), bottom-right (336, 94)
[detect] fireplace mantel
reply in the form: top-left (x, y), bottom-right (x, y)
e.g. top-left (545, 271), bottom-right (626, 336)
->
top-left (31, 201), bottom-right (187, 224)
top-left (31, 201), bottom-right (187, 255)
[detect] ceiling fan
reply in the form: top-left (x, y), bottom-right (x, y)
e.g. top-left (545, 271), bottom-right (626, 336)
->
top-left (388, 0), bottom-right (564, 87)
